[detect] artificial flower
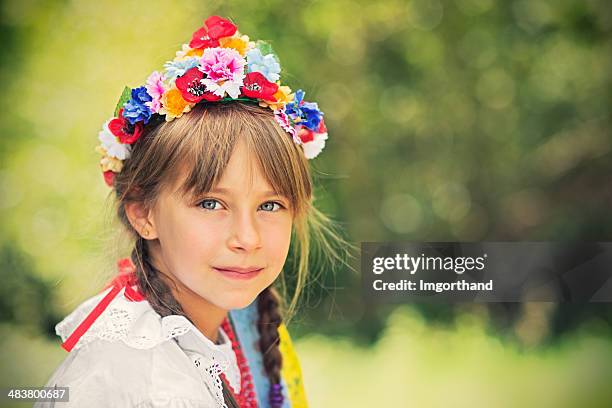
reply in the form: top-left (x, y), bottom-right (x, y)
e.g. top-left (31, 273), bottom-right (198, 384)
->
top-left (316, 118), bottom-right (328, 134)
top-left (163, 57), bottom-right (200, 80)
top-left (241, 72), bottom-right (278, 101)
top-left (102, 170), bottom-right (115, 187)
top-left (260, 85), bottom-right (293, 110)
top-left (189, 16), bottom-right (237, 49)
top-left (299, 126), bottom-right (328, 159)
top-left (199, 47), bottom-right (245, 98)
top-left (274, 108), bottom-right (298, 142)
top-left (175, 67), bottom-right (222, 103)
top-left (285, 89), bottom-right (323, 131)
top-left (123, 86), bottom-right (153, 125)
top-left (99, 154), bottom-right (124, 173)
top-left (246, 48), bottom-right (281, 82)
top-left (219, 33), bottom-right (251, 56)
top-left (144, 71), bottom-right (166, 114)
top-left (174, 43), bottom-right (204, 60)
top-left (98, 119), bottom-right (132, 159)
top-left (158, 87), bottom-right (194, 121)
top-left (108, 108), bottom-right (143, 144)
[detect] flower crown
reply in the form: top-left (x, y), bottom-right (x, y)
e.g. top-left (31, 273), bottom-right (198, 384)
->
top-left (96, 15), bottom-right (328, 187)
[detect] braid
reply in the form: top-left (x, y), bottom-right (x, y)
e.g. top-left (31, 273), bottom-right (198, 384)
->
top-left (129, 236), bottom-right (241, 406)
top-left (257, 286), bottom-right (284, 407)
top-left (130, 236), bottom-right (185, 318)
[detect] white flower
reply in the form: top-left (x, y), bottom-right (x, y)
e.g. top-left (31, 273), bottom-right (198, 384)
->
top-left (302, 132), bottom-right (328, 159)
top-left (98, 120), bottom-right (131, 160)
top-left (201, 77), bottom-right (243, 99)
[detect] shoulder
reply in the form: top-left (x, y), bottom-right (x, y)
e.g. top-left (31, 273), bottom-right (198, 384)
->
top-left (39, 337), bottom-right (213, 407)
top-left (40, 286), bottom-right (232, 407)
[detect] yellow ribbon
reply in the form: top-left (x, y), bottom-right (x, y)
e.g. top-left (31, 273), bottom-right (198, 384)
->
top-left (278, 323), bottom-right (309, 408)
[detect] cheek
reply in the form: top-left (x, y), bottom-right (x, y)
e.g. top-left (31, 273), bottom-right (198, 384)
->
top-left (158, 209), bottom-right (224, 269)
top-left (184, 222), bottom-right (229, 268)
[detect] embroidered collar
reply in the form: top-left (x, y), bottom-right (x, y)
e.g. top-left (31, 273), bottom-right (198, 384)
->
top-left (54, 272), bottom-right (242, 404)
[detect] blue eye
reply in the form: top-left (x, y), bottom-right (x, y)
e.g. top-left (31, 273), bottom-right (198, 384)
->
top-left (197, 199), bottom-right (285, 212)
top-left (198, 199), bottom-right (223, 210)
top-left (260, 201), bottom-right (284, 212)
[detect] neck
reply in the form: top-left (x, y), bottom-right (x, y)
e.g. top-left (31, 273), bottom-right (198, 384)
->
top-left (175, 286), bottom-right (228, 345)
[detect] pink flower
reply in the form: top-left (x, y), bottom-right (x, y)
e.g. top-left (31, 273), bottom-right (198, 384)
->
top-left (199, 47), bottom-right (245, 98)
top-left (274, 108), bottom-right (298, 143)
top-left (145, 71), bottom-right (165, 113)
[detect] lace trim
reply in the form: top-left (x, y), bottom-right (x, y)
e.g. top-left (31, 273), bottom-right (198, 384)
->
top-left (55, 287), bottom-right (193, 350)
top-left (191, 352), bottom-right (229, 408)
top-left (55, 287), bottom-right (232, 408)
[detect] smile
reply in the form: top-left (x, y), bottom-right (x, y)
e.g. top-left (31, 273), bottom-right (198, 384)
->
top-left (213, 267), bottom-right (264, 280)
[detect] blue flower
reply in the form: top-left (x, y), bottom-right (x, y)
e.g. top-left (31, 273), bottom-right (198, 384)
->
top-left (246, 48), bottom-right (281, 82)
top-left (285, 89), bottom-right (323, 131)
top-left (123, 86), bottom-right (153, 125)
top-left (163, 57), bottom-right (200, 80)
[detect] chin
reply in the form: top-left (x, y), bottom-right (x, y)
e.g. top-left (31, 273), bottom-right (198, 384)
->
top-left (215, 291), bottom-right (259, 311)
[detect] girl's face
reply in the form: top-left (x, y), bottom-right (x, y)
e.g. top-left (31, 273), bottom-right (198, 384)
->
top-left (146, 137), bottom-right (293, 311)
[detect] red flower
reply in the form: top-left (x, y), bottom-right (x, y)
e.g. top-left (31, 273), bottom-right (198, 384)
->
top-left (297, 126), bottom-right (315, 143)
top-left (241, 72), bottom-right (278, 101)
top-left (175, 67), bottom-right (222, 103)
top-left (189, 16), bottom-right (237, 49)
top-left (109, 108), bottom-right (143, 144)
top-left (103, 170), bottom-right (115, 187)
top-left (316, 118), bottom-right (327, 134)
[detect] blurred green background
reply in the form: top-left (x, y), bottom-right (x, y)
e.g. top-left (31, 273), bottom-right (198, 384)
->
top-left (1, 0), bottom-right (612, 407)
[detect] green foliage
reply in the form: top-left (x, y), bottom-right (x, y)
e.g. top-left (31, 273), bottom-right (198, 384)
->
top-left (114, 86), bottom-right (132, 117)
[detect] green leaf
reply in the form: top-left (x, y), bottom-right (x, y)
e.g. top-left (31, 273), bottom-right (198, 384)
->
top-left (113, 86), bottom-right (132, 117)
top-left (255, 40), bottom-right (275, 57)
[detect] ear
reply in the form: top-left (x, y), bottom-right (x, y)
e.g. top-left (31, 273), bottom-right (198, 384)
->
top-left (124, 201), bottom-right (159, 240)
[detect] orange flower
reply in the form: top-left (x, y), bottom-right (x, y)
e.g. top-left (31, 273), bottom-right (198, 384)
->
top-left (174, 44), bottom-right (204, 60)
top-left (159, 87), bottom-right (194, 121)
top-left (185, 47), bottom-right (204, 58)
top-left (219, 34), bottom-right (250, 56)
top-left (259, 85), bottom-right (294, 110)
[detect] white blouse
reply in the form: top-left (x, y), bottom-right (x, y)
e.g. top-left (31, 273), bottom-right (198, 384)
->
top-left (34, 285), bottom-right (241, 407)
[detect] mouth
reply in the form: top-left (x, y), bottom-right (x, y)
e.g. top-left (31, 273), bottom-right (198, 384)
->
top-left (213, 266), bottom-right (264, 280)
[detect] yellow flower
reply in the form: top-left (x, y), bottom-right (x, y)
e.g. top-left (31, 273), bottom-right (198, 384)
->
top-left (174, 43), bottom-right (203, 60)
top-left (259, 85), bottom-right (294, 110)
top-left (185, 47), bottom-right (203, 58)
top-left (219, 34), bottom-right (251, 56)
top-left (100, 155), bottom-right (123, 173)
top-left (159, 87), bottom-right (194, 121)
top-left (95, 145), bottom-right (106, 156)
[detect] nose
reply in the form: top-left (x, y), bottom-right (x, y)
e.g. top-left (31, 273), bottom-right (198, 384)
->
top-left (227, 211), bottom-right (262, 252)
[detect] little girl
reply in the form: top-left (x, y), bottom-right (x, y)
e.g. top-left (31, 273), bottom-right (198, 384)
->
top-left (35, 15), bottom-right (350, 408)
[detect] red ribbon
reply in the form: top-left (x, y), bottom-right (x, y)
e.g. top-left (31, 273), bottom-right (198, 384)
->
top-left (61, 258), bottom-right (145, 352)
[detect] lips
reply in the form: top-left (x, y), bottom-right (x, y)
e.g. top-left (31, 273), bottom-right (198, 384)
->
top-left (214, 266), bottom-right (263, 273)
top-left (213, 266), bottom-right (264, 280)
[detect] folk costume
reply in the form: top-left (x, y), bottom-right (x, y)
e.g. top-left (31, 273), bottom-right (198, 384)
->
top-left (35, 259), bottom-right (309, 407)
